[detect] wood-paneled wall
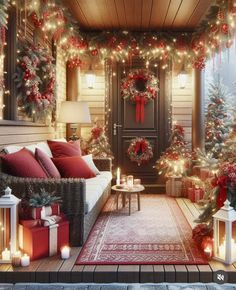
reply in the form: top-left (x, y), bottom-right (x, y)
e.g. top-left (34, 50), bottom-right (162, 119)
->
top-left (79, 63), bottom-right (105, 139)
top-left (171, 64), bottom-right (193, 144)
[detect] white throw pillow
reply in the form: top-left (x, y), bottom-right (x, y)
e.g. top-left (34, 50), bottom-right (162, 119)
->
top-left (82, 154), bottom-right (100, 175)
top-left (4, 145), bottom-right (23, 154)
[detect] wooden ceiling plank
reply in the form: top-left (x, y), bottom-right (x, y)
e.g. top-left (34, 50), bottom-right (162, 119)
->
top-left (141, 0), bottom-right (153, 30)
top-left (149, 0), bottom-right (171, 29)
top-left (187, 0), bottom-right (212, 28)
top-left (104, 0), bottom-right (120, 30)
top-left (76, 0), bottom-right (103, 30)
top-left (163, 0), bottom-right (182, 29)
top-left (124, 0), bottom-right (136, 29)
top-left (114, 0), bottom-right (127, 29)
top-left (172, 0), bottom-right (200, 30)
top-left (134, 0), bottom-right (143, 30)
top-left (62, 0), bottom-right (90, 29)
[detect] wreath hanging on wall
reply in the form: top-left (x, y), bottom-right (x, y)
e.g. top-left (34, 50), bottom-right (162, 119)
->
top-left (121, 69), bottom-right (159, 123)
top-left (127, 137), bottom-right (153, 166)
top-left (14, 44), bottom-right (56, 120)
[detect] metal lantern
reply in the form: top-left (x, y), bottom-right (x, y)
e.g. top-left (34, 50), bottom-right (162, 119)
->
top-left (0, 187), bottom-right (21, 262)
top-left (213, 199), bottom-right (236, 264)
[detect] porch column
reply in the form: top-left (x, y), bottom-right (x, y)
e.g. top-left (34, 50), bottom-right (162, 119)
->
top-left (66, 66), bottom-right (81, 139)
top-left (192, 69), bottom-right (205, 150)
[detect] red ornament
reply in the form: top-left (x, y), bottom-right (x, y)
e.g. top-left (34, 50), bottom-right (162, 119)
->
top-left (221, 23), bottom-right (229, 34)
top-left (210, 25), bottom-right (218, 34)
top-left (91, 49), bottom-right (98, 56)
top-left (230, 6), bottom-right (236, 16)
top-left (217, 10), bottom-right (225, 20)
top-left (192, 56), bottom-right (205, 70)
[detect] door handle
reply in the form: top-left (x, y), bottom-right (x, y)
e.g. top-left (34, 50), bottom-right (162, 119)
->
top-left (113, 123), bottom-right (122, 136)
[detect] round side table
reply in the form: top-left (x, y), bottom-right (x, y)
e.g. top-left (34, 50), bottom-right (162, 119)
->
top-left (111, 184), bottom-right (145, 215)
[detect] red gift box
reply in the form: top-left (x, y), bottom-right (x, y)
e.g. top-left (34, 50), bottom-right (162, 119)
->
top-left (19, 215), bottom-right (69, 260)
top-left (181, 177), bottom-right (193, 197)
top-left (200, 167), bottom-right (213, 181)
top-left (30, 203), bottom-right (60, 220)
top-left (188, 187), bottom-right (204, 203)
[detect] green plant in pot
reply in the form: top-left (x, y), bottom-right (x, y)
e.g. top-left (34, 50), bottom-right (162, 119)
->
top-left (29, 188), bottom-right (62, 208)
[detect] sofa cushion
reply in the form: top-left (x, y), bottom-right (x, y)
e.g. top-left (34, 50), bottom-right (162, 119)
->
top-left (82, 154), bottom-right (100, 175)
top-left (1, 148), bottom-right (47, 178)
top-left (35, 148), bottom-right (61, 178)
top-left (52, 156), bottom-right (96, 178)
top-left (85, 184), bottom-right (103, 213)
top-left (48, 140), bottom-right (81, 158)
top-left (85, 171), bottom-right (112, 191)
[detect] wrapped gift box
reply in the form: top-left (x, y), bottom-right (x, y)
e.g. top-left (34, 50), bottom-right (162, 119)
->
top-left (200, 167), bottom-right (213, 181)
top-left (166, 176), bottom-right (182, 197)
top-left (19, 215), bottom-right (69, 260)
top-left (188, 187), bottom-right (204, 203)
top-left (30, 203), bottom-right (60, 220)
top-left (181, 177), bottom-right (194, 197)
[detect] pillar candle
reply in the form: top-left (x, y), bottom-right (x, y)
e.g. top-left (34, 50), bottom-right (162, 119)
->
top-left (61, 246), bottom-right (70, 259)
top-left (116, 168), bottom-right (121, 185)
top-left (1, 248), bottom-right (10, 260)
top-left (21, 254), bottom-right (30, 267)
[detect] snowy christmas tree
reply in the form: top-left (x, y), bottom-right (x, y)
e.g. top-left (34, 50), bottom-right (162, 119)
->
top-left (196, 110), bottom-right (236, 224)
top-left (205, 79), bottom-right (230, 159)
top-left (155, 124), bottom-right (192, 177)
top-left (85, 120), bottom-right (113, 158)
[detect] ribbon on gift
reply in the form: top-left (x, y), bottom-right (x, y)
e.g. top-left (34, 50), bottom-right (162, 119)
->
top-left (49, 224), bottom-right (58, 256)
top-left (212, 175), bottom-right (227, 209)
top-left (135, 96), bottom-right (145, 123)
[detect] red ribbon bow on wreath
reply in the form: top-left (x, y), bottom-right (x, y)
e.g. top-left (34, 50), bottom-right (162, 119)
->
top-left (135, 96), bottom-right (145, 123)
top-left (134, 139), bottom-right (148, 154)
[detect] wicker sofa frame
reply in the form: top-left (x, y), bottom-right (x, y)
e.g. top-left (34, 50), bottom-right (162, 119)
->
top-left (0, 158), bottom-right (112, 246)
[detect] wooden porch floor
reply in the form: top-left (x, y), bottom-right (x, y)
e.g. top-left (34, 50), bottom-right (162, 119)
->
top-left (1, 197), bottom-right (236, 284)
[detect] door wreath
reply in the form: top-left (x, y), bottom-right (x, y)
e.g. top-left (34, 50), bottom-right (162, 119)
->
top-left (14, 44), bottom-right (56, 121)
top-left (121, 69), bottom-right (158, 123)
top-left (127, 137), bottom-right (153, 166)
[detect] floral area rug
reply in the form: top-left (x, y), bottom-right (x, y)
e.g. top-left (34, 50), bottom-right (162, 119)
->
top-left (76, 194), bottom-right (208, 265)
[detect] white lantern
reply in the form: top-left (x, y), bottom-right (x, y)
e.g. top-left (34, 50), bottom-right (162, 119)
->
top-left (0, 187), bottom-right (21, 262)
top-left (213, 199), bottom-right (236, 264)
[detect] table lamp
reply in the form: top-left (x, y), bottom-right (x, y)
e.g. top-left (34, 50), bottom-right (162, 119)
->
top-left (58, 101), bottom-right (91, 140)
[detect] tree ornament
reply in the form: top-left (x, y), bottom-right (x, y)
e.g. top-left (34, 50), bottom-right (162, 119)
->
top-left (91, 49), bottom-right (98, 56)
top-left (127, 137), bottom-right (153, 166)
top-left (221, 23), bottom-right (229, 34)
top-left (121, 69), bottom-right (158, 123)
top-left (217, 10), bottom-right (225, 20)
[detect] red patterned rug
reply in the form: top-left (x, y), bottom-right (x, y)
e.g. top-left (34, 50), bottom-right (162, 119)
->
top-left (76, 194), bottom-right (208, 265)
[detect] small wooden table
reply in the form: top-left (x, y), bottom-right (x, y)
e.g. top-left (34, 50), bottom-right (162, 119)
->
top-left (111, 184), bottom-right (145, 215)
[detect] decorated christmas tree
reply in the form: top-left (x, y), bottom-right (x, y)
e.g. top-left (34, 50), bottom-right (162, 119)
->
top-left (155, 124), bottom-right (192, 177)
top-left (85, 120), bottom-right (113, 158)
top-left (196, 109), bottom-right (236, 224)
top-left (205, 78), bottom-right (230, 159)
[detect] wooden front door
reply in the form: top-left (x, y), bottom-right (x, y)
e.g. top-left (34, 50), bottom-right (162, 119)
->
top-left (108, 60), bottom-right (172, 186)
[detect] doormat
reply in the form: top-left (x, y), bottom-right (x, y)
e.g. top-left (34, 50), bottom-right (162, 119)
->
top-left (76, 195), bottom-right (208, 265)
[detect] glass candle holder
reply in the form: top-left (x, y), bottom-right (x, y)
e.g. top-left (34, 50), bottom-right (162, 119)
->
top-left (120, 174), bottom-right (126, 185)
top-left (127, 175), bottom-right (134, 188)
top-left (134, 179), bottom-right (141, 186)
top-left (12, 251), bottom-right (21, 267)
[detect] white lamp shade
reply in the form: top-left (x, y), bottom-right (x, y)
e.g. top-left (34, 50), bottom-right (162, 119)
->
top-left (58, 101), bottom-right (91, 124)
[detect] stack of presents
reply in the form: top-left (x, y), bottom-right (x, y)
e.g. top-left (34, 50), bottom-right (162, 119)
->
top-left (166, 166), bottom-right (213, 202)
top-left (19, 203), bottom-right (69, 260)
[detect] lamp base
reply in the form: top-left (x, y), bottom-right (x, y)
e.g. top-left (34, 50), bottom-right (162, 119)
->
top-left (69, 127), bottom-right (79, 141)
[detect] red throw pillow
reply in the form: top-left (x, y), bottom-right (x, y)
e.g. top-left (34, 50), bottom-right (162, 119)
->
top-left (52, 156), bottom-right (96, 179)
top-left (47, 140), bottom-right (81, 158)
top-left (1, 148), bottom-right (47, 178)
top-left (35, 148), bottom-right (61, 178)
